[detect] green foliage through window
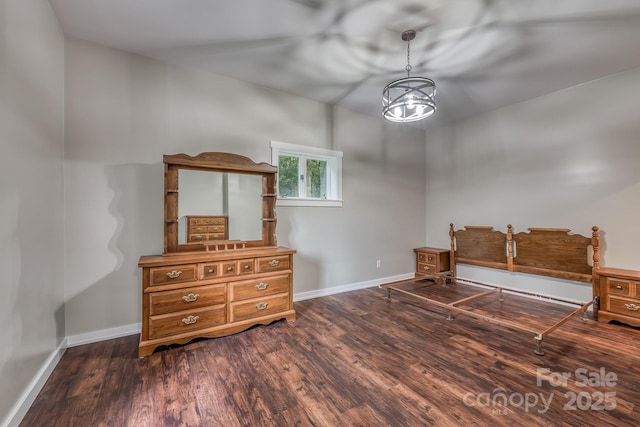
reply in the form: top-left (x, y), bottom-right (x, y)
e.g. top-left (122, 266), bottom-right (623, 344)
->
top-left (306, 159), bottom-right (327, 199)
top-left (278, 155), bottom-right (299, 197)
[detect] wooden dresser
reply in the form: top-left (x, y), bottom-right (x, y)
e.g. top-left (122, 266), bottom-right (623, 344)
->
top-left (138, 247), bottom-right (295, 356)
top-left (596, 267), bottom-right (640, 327)
top-left (143, 152), bottom-right (294, 356)
top-left (186, 215), bottom-right (228, 242)
top-left (414, 247), bottom-right (451, 282)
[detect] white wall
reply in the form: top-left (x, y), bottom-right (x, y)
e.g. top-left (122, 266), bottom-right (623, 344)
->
top-left (426, 67), bottom-right (640, 301)
top-left (0, 0), bottom-right (65, 425)
top-left (63, 37), bottom-right (427, 339)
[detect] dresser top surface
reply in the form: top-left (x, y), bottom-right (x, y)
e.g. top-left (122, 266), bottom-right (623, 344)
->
top-left (597, 267), bottom-right (640, 281)
top-left (139, 246), bottom-right (296, 267)
top-left (414, 247), bottom-right (450, 254)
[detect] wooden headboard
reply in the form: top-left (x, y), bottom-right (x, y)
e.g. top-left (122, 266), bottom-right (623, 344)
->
top-left (449, 225), bottom-right (508, 270)
top-left (449, 224), bottom-right (600, 283)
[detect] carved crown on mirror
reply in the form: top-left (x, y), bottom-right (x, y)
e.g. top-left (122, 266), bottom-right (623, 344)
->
top-left (163, 152), bottom-right (278, 254)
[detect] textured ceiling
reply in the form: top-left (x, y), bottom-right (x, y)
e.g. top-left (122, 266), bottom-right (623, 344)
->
top-left (50, 0), bottom-right (640, 125)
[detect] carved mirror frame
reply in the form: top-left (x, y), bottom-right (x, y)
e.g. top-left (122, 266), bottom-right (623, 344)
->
top-left (164, 152), bottom-right (277, 254)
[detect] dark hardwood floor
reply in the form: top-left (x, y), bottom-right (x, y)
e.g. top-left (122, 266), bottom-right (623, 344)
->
top-left (21, 281), bottom-right (640, 426)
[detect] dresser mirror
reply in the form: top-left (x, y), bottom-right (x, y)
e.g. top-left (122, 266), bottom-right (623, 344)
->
top-left (177, 170), bottom-right (262, 243)
top-left (164, 152), bottom-right (278, 253)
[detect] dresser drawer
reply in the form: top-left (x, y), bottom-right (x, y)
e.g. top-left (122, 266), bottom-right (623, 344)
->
top-left (257, 255), bottom-right (290, 272)
top-left (608, 296), bottom-right (640, 319)
top-left (149, 284), bottom-right (226, 316)
top-left (201, 262), bottom-right (219, 279)
top-left (188, 234), bottom-right (207, 242)
top-left (149, 305), bottom-right (226, 339)
top-left (150, 264), bottom-right (198, 286)
top-left (220, 261), bottom-right (238, 276)
top-left (209, 233), bottom-right (226, 240)
top-left (190, 217), bottom-right (223, 226)
top-left (220, 259), bottom-right (255, 276)
top-left (238, 259), bottom-right (255, 275)
top-left (605, 278), bottom-right (632, 297)
top-left (231, 293), bottom-right (290, 322)
top-left (190, 225), bottom-right (208, 233)
top-left (192, 217), bottom-right (225, 226)
top-left (208, 225), bottom-right (225, 233)
top-left (231, 274), bottom-right (290, 302)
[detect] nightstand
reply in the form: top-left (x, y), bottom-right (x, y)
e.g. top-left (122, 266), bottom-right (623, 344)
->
top-left (414, 247), bottom-right (451, 283)
top-left (596, 267), bottom-right (640, 327)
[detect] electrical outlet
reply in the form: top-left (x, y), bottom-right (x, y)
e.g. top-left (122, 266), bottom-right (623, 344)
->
top-left (376, 259), bottom-right (381, 268)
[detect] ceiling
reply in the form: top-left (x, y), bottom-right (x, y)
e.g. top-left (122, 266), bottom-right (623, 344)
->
top-left (50, 0), bottom-right (640, 125)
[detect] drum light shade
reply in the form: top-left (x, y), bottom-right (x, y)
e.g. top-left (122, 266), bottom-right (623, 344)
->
top-left (382, 30), bottom-right (436, 123)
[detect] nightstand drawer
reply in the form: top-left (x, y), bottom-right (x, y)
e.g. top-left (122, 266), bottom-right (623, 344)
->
top-left (608, 296), bottom-right (640, 319)
top-left (606, 279), bottom-right (631, 297)
top-left (418, 263), bottom-right (437, 274)
top-left (417, 252), bottom-right (437, 265)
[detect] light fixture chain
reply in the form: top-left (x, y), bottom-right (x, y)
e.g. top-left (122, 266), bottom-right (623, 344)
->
top-left (406, 37), bottom-right (412, 77)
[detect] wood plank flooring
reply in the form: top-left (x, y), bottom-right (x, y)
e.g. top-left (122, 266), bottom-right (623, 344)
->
top-left (21, 282), bottom-right (640, 426)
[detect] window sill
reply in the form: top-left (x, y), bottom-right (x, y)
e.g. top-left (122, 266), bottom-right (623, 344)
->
top-left (276, 198), bottom-right (343, 207)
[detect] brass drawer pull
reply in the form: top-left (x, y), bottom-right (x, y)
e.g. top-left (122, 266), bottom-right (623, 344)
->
top-left (166, 270), bottom-right (182, 279)
top-left (244, 265), bottom-right (251, 270)
top-left (624, 303), bottom-right (640, 312)
top-left (181, 315), bottom-right (199, 325)
top-left (255, 283), bottom-right (268, 290)
top-left (418, 255), bottom-right (424, 261)
top-left (256, 302), bottom-right (269, 310)
top-left (227, 266), bottom-right (234, 271)
top-left (616, 285), bottom-right (623, 290)
top-left (269, 260), bottom-right (280, 267)
top-left (423, 266), bottom-right (430, 271)
top-left (182, 293), bottom-right (199, 303)
top-left (208, 268), bottom-right (215, 273)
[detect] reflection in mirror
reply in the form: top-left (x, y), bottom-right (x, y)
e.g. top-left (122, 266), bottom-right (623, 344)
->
top-left (178, 170), bottom-right (262, 244)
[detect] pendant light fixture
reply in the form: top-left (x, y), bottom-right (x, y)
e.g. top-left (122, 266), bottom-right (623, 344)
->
top-left (382, 30), bottom-right (436, 122)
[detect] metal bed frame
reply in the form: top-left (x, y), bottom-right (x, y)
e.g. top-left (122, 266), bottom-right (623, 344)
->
top-left (381, 224), bottom-right (601, 356)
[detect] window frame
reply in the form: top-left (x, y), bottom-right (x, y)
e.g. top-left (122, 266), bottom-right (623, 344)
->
top-left (270, 140), bottom-right (343, 207)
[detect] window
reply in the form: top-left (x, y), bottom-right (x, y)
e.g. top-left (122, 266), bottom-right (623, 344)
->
top-left (270, 141), bottom-right (343, 207)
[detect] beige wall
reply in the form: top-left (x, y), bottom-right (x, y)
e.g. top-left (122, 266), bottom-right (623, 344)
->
top-left (63, 37), bottom-right (427, 339)
top-left (0, 0), bottom-right (65, 425)
top-left (426, 67), bottom-right (640, 301)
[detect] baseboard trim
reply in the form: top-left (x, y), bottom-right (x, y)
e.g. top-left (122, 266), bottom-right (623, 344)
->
top-left (293, 273), bottom-right (414, 302)
top-left (66, 322), bottom-right (141, 348)
top-left (2, 339), bottom-right (67, 427)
